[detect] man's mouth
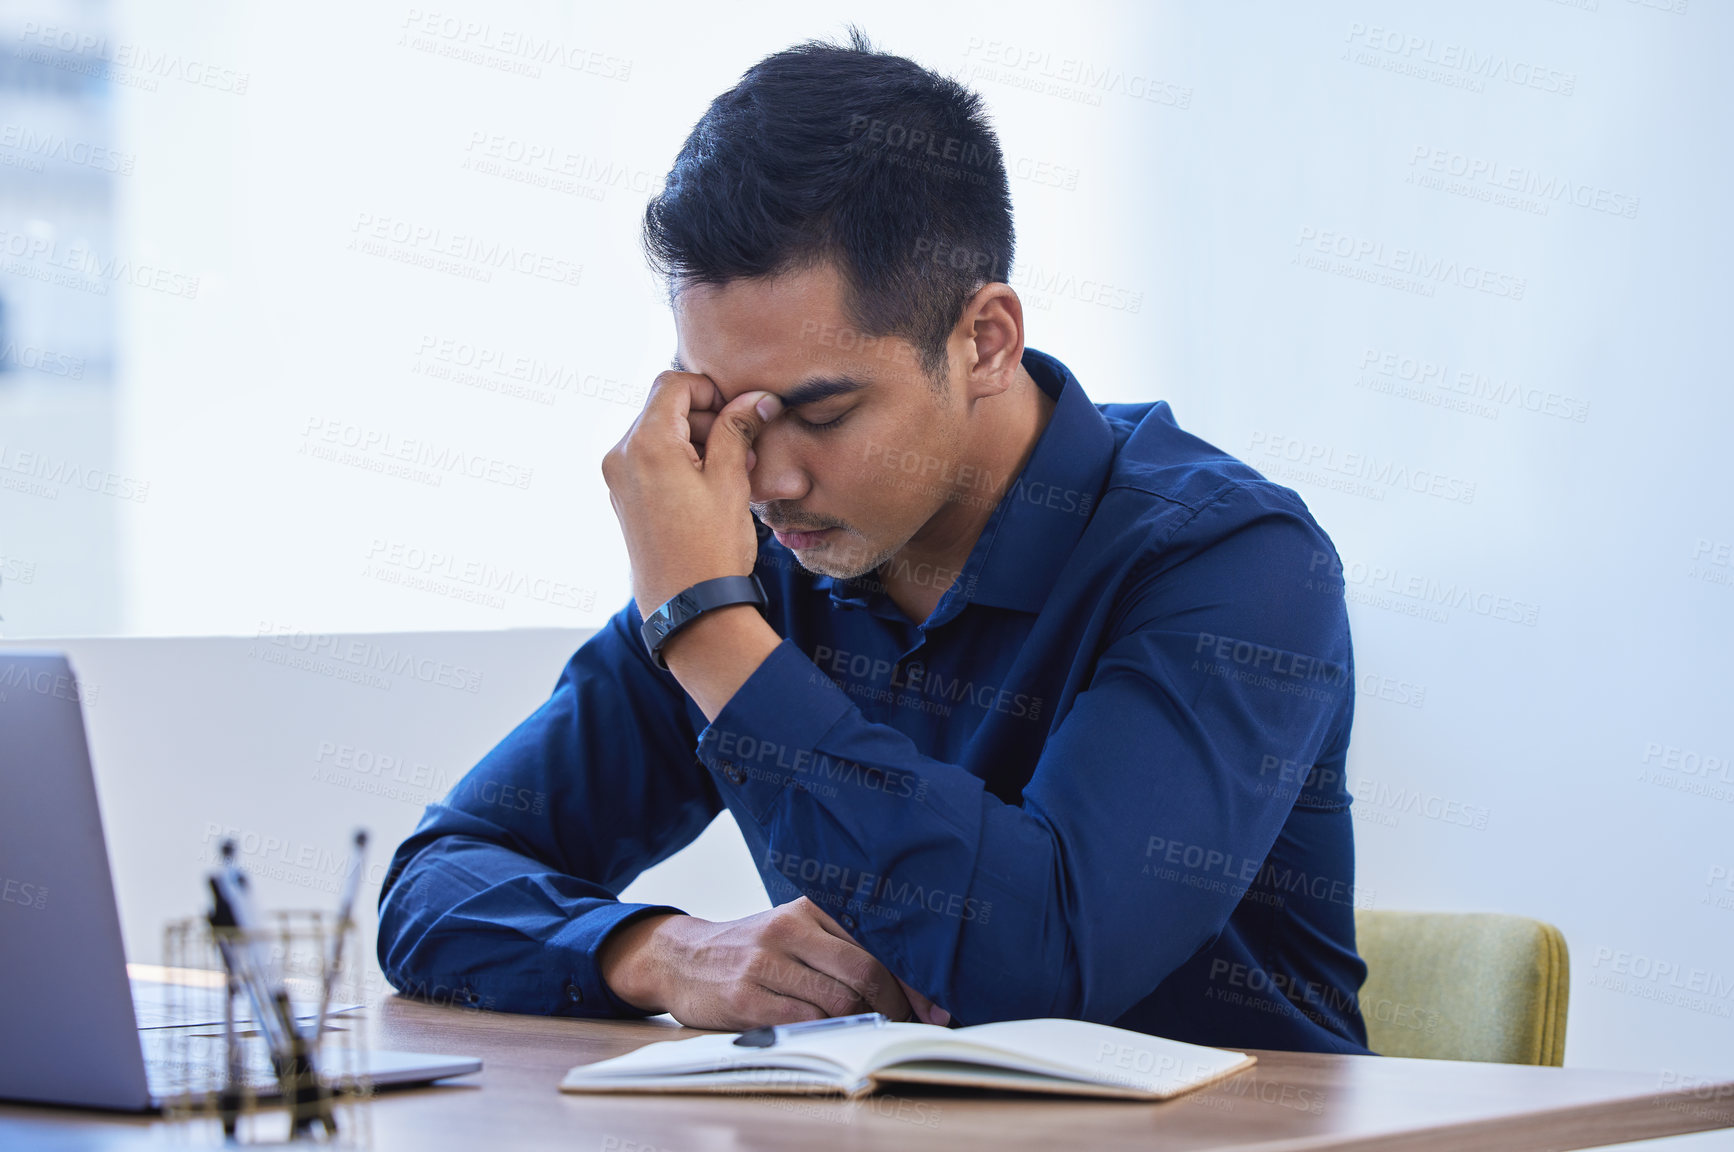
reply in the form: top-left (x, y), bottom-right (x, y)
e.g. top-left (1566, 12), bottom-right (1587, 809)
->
top-left (768, 525), bottom-right (834, 550)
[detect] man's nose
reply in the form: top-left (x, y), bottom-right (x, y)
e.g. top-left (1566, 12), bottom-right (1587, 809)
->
top-left (748, 422), bottom-right (808, 505)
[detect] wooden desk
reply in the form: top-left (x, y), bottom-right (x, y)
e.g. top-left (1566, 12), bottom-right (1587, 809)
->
top-left (2, 997), bottom-right (1731, 1151)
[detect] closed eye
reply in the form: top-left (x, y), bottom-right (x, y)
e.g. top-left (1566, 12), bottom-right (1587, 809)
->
top-left (797, 411), bottom-right (849, 432)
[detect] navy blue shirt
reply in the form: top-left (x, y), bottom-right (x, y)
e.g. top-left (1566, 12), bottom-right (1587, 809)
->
top-left (379, 348), bottom-right (1371, 1054)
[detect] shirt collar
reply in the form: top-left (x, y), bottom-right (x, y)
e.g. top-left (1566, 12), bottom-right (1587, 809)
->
top-left (820, 346), bottom-right (1116, 620)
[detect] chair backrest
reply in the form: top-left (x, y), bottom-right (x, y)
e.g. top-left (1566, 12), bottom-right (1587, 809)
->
top-left (1353, 910), bottom-right (1569, 1066)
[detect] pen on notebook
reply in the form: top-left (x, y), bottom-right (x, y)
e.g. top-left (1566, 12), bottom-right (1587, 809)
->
top-left (733, 1012), bottom-right (889, 1048)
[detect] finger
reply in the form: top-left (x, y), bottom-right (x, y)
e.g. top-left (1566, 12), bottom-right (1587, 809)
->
top-left (800, 901), bottom-right (928, 1022)
top-left (748, 948), bottom-right (871, 1018)
top-left (678, 983), bottom-right (830, 1032)
top-left (898, 977), bottom-right (951, 1027)
top-left (689, 414), bottom-right (757, 468)
top-left (777, 958), bottom-right (877, 1018)
top-left (645, 368), bottom-right (722, 413)
top-left (743, 987), bottom-right (833, 1029)
top-left (690, 418), bottom-right (756, 470)
top-left (640, 370), bottom-right (721, 448)
top-left (801, 894), bottom-right (850, 938)
top-left (699, 388), bottom-right (781, 477)
top-left (793, 926), bottom-right (915, 1022)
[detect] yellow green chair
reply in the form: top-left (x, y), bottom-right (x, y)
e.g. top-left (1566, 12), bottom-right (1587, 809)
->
top-left (1353, 910), bottom-right (1569, 1066)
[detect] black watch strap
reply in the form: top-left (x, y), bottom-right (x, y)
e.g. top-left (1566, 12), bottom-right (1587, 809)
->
top-left (640, 574), bottom-right (768, 670)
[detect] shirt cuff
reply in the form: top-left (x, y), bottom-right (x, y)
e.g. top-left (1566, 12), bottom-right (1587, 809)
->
top-left (547, 900), bottom-right (687, 1018)
top-left (694, 638), bottom-right (856, 821)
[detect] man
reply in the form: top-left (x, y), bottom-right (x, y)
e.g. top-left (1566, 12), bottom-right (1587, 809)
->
top-left (378, 30), bottom-right (1371, 1055)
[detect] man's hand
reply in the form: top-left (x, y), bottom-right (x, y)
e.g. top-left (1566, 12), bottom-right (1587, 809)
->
top-left (600, 370), bottom-right (783, 621)
top-left (598, 897), bottom-right (951, 1031)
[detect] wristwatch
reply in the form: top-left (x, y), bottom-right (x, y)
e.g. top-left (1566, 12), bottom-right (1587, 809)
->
top-left (640, 574), bottom-right (769, 670)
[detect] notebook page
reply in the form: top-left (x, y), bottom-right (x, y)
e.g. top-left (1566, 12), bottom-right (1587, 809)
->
top-left (562, 1029), bottom-right (851, 1086)
top-left (933, 1019), bottom-right (1252, 1094)
top-left (560, 1067), bottom-right (844, 1095)
top-left (766, 1021), bottom-right (944, 1081)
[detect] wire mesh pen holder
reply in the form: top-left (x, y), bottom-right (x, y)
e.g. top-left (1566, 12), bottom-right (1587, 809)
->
top-left (159, 910), bottom-right (374, 1145)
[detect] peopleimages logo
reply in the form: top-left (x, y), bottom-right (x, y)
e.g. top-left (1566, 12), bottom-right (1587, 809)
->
top-left (15, 22), bottom-right (251, 94)
top-left (1342, 22), bottom-right (1576, 96)
top-left (0, 122), bottom-right (135, 173)
top-left (1248, 431), bottom-right (1477, 505)
top-left (1356, 348), bottom-right (1589, 424)
top-left (347, 212), bottom-right (581, 287)
top-left (1294, 226), bottom-right (1526, 300)
top-left (1009, 261), bottom-right (1143, 312)
top-left (0, 225), bottom-right (200, 299)
top-left (0, 876), bottom-right (48, 911)
top-left (299, 417), bottom-right (534, 490)
top-left (1587, 947), bottom-right (1734, 1017)
top-left (763, 849), bottom-right (993, 925)
top-left (1407, 146), bottom-right (1639, 220)
top-left (362, 539), bottom-right (593, 611)
top-left (704, 727), bottom-right (929, 802)
top-left (250, 620), bottom-right (484, 694)
top-left (461, 132), bottom-right (656, 195)
top-left (0, 340), bottom-right (85, 379)
top-left (810, 644), bottom-right (1043, 721)
top-left (0, 442), bottom-right (150, 503)
top-left (398, 10), bottom-right (632, 81)
top-left (960, 37), bottom-right (1193, 109)
top-left (1308, 551), bottom-right (1540, 627)
top-left (0, 661), bottom-right (99, 706)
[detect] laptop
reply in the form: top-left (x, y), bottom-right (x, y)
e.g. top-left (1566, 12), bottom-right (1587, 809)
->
top-left (0, 651), bottom-right (481, 1111)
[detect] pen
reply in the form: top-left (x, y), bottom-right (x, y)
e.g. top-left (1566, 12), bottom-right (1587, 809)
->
top-left (312, 829), bottom-right (367, 1039)
top-left (733, 1011), bottom-right (889, 1048)
top-left (207, 839), bottom-right (338, 1136)
top-left (208, 842), bottom-right (296, 1061)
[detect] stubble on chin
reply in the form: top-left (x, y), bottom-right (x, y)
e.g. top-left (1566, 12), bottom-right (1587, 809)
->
top-left (794, 529), bottom-right (902, 582)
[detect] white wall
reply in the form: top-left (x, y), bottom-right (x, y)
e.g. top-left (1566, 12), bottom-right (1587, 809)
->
top-left (1, 0), bottom-right (1729, 1090)
top-left (0, 630), bottom-right (771, 987)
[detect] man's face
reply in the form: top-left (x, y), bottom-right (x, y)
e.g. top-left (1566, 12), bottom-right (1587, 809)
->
top-left (672, 261), bottom-right (968, 583)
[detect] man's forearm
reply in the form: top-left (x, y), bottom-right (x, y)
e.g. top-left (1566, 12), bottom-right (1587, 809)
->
top-left (376, 820), bottom-right (690, 1016)
top-left (658, 602), bottom-right (782, 722)
top-left (597, 911), bottom-right (684, 1014)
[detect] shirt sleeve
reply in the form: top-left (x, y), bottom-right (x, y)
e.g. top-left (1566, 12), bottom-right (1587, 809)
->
top-left (694, 485), bottom-right (1355, 1026)
top-left (376, 600), bottom-right (725, 1017)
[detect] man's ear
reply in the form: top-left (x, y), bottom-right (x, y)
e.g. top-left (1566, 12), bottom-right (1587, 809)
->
top-left (958, 283), bottom-right (1025, 398)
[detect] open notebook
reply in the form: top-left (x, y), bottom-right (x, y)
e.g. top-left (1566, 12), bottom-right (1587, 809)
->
top-left (560, 1017), bottom-right (1255, 1101)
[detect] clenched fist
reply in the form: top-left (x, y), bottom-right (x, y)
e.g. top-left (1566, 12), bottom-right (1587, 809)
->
top-left (598, 897), bottom-right (950, 1031)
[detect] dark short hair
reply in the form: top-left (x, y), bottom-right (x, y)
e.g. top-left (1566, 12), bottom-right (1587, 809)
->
top-left (643, 28), bottom-right (1014, 380)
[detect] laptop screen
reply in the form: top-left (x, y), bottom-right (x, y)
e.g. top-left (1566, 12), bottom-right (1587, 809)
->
top-left (0, 651), bottom-right (154, 1110)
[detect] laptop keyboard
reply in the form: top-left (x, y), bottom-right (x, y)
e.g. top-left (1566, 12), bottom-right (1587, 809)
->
top-left (141, 1030), bottom-right (368, 1101)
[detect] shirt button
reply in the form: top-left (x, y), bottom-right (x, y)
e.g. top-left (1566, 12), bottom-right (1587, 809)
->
top-left (724, 762), bottom-right (745, 784)
top-left (566, 982), bottom-right (583, 1004)
top-left (839, 913), bottom-right (856, 932)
